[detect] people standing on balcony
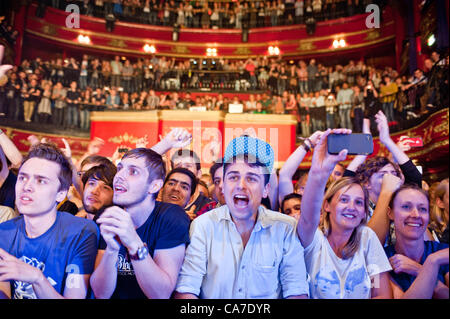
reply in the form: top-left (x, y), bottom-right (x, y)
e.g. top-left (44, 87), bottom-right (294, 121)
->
top-left (37, 82), bottom-right (52, 124)
top-left (121, 59), bottom-right (133, 94)
top-left (336, 81), bottom-right (353, 130)
top-left (351, 85), bottom-right (364, 133)
top-left (210, 2), bottom-right (220, 29)
top-left (51, 81), bottom-right (66, 127)
top-left (184, 1), bottom-right (193, 28)
top-left (325, 91), bottom-right (338, 129)
top-left (307, 59), bottom-right (318, 93)
top-left (299, 92), bottom-right (311, 137)
top-left (379, 75), bottom-right (398, 123)
top-left (23, 78), bottom-right (41, 123)
top-left (65, 81), bottom-right (81, 129)
top-left (110, 56), bottom-right (122, 89)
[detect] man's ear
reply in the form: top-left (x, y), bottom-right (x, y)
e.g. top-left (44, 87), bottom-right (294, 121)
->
top-left (149, 179), bottom-right (164, 195)
top-left (262, 179), bottom-right (270, 199)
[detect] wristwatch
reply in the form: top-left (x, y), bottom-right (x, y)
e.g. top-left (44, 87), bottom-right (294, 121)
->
top-left (128, 243), bottom-right (149, 261)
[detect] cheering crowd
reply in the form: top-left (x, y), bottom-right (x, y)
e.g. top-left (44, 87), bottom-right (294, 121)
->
top-left (1, 51), bottom-right (448, 134)
top-left (0, 100), bottom-right (448, 298)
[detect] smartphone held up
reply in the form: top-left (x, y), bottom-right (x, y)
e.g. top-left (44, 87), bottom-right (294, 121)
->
top-left (327, 133), bottom-right (374, 155)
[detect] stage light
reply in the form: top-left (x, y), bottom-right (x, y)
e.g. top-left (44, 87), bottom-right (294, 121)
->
top-left (332, 38), bottom-right (347, 49)
top-left (427, 34), bottom-right (435, 46)
top-left (77, 34), bottom-right (91, 44)
top-left (143, 44), bottom-right (156, 54)
top-left (268, 46), bottom-right (280, 56)
top-left (206, 48), bottom-right (218, 57)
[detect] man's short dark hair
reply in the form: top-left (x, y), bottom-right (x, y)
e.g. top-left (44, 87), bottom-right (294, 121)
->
top-left (21, 143), bottom-right (72, 191)
top-left (82, 164), bottom-right (117, 189)
top-left (122, 148), bottom-right (166, 184)
top-left (164, 167), bottom-right (197, 196)
top-left (170, 149), bottom-right (201, 172)
top-left (80, 155), bottom-right (115, 171)
top-left (223, 154), bottom-right (270, 186)
top-left (281, 193), bottom-right (302, 214)
top-left (209, 160), bottom-right (223, 180)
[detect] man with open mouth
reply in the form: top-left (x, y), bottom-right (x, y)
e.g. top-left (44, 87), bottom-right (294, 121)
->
top-left (175, 135), bottom-right (309, 299)
top-left (0, 143), bottom-right (99, 299)
top-left (90, 148), bottom-right (190, 299)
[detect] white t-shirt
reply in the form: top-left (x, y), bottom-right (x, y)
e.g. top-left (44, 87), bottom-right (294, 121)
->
top-left (304, 226), bottom-right (391, 299)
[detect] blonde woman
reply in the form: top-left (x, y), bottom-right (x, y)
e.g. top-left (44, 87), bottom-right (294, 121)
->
top-left (297, 129), bottom-right (392, 299)
top-left (428, 178), bottom-right (449, 243)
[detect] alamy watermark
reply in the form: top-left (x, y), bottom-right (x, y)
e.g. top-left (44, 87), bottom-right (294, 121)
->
top-left (365, 4), bottom-right (381, 29)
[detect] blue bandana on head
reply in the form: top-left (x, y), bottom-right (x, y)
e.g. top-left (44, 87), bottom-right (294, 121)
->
top-left (223, 135), bottom-right (275, 173)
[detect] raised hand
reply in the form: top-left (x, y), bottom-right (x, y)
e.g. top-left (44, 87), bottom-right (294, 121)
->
top-left (96, 206), bottom-right (141, 253)
top-left (375, 111), bottom-right (391, 145)
top-left (61, 138), bottom-right (72, 159)
top-left (87, 137), bottom-right (105, 155)
top-left (164, 128), bottom-right (192, 149)
top-left (381, 172), bottom-right (404, 194)
top-left (308, 130), bottom-right (324, 147)
top-left (310, 128), bottom-right (351, 178)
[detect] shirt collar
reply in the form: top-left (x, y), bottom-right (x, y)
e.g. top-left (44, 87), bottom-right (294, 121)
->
top-left (216, 205), bottom-right (272, 231)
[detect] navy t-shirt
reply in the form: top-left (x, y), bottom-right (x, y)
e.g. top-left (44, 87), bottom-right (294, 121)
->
top-left (98, 201), bottom-right (190, 299)
top-left (0, 211), bottom-right (99, 299)
top-left (384, 241), bottom-right (449, 292)
top-left (0, 170), bottom-right (16, 209)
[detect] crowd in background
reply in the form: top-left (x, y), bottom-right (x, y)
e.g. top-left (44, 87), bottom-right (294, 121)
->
top-left (0, 51), bottom-right (448, 134)
top-left (51, 0), bottom-right (383, 29)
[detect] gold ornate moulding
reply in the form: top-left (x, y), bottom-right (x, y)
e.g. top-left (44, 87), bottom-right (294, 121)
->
top-left (224, 113), bottom-right (298, 125)
top-left (90, 110), bottom-right (159, 122)
top-left (158, 110), bottom-right (226, 122)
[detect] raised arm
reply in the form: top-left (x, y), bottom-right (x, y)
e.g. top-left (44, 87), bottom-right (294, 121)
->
top-left (0, 129), bottom-right (23, 168)
top-left (367, 173), bottom-right (403, 245)
top-left (375, 111), bottom-right (422, 186)
top-left (267, 167), bottom-right (279, 211)
top-left (297, 129), bottom-right (350, 247)
top-left (150, 128), bottom-right (192, 155)
top-left (375, 111), bottom-right (409, 165)
top-left (278, 131), bottom-right (322, 204)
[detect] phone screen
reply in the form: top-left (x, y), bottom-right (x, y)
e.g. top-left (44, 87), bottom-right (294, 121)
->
top-left (327, 134), bottom-right (374, 155)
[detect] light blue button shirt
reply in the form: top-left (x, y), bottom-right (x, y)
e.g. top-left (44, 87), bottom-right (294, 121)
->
top-left (176, 205), bottom-right (309, 299)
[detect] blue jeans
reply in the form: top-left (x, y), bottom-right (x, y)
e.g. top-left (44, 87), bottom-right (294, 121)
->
top-left (79, 109), bottom-right (90, 130)
top-left (382, 101), bottom-right (395, 122)
top-left (326, 113), bottom-right (335, 129)
top-left (339, 107), bottom-right (352, 129)
top-left (66, 105), bottom-right (79, 128)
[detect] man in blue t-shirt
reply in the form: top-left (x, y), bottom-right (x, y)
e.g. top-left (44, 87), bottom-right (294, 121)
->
top-left (90, 148), bottom-right (190, 299)
top-left (0, 143), bottom-right (99, 299)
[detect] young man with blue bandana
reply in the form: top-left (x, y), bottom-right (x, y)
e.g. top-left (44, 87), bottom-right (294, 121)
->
top-left (174, 135), bottom-right (309, 299)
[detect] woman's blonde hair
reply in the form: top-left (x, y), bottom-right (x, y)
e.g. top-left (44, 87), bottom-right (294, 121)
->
top-left (429, 178), bottom-right (449, 235)
top-left (320, 177), bottom-right (370, 259)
